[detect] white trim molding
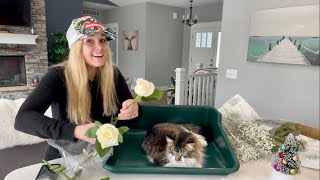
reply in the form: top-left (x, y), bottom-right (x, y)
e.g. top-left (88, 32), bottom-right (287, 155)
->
top-left (0, 33), bottom-right (39, 45)
top-left (192, 21), bottom-right (221, 29)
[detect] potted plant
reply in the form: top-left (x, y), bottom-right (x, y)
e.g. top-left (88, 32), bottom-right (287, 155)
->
top-left (48, 32), bottom-right (69, 65)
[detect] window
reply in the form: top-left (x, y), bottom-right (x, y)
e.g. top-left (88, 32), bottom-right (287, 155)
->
top-left (207, 32), bottom-right (212, 48)
top-left (196, 32), bottom-right (212, 48)
top-left (196, 33), bottom-right (201, 47)
top-left (201, 33), bottom-right (207, 47)
top-left (83, 9), bottom-right (100, 16)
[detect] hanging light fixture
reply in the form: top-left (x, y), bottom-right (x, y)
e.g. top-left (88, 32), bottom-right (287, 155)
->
top-left (182, 0), bottom-right (198, 26)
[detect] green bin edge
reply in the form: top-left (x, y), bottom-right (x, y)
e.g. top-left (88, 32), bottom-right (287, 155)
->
top-left (103, 104), bottom-right (240, 175)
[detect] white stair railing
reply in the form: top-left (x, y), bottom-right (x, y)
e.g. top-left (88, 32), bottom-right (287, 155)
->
top-left (174, 68), bottom-right (186, 105)
top-left (174, 68), bottom-right (217, 106)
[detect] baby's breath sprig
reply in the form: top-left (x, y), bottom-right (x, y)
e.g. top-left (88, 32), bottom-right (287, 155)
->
top-left (222, 118), bottom-right (275, 162)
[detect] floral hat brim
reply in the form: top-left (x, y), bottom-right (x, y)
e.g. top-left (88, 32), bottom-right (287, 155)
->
top-left (66, 16), bottom-right (117, 48)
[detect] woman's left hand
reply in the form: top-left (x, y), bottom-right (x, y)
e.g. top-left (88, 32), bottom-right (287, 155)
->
top-left (117, 99), bottom-right (139, 120)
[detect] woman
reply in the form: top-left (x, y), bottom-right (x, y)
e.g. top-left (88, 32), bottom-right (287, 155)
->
top-left (15, 16), bottom-right (140, 160)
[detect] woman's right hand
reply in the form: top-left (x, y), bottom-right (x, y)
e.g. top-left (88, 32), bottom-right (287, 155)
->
top-left (74, 123), bottom-right (96, 144)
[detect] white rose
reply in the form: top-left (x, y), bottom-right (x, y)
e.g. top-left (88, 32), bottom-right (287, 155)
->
top-left (96, 124), bottom-right (119, 149)
top-left (134, 78), bottom-right (155, 97)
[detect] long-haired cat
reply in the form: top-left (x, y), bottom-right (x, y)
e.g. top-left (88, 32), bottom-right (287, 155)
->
top-left (141, 123), bottom-right (208, 168)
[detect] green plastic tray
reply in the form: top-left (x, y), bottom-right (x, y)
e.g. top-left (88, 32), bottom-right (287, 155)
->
top-left (103, 104), bottom-right (240, 175)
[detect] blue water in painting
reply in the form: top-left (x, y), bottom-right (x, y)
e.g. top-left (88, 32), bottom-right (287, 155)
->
top-left (247, 36), bottom-right (280, 61)
top-left (293, 37), bottom-right (320, 66)
top-left (247, 36), bottom-right (320, 66)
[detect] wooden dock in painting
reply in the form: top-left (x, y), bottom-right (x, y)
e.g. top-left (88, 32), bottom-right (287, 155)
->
top-left (257, 38), bottom-right (310, 65)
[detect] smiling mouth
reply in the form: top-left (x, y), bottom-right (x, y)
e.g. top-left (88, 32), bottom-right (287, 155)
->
top-left (92, 54), bottom-right (103, 58)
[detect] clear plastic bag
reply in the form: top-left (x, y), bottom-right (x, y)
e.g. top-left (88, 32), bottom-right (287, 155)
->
top-left (46, 139), bottom-right (113, 178)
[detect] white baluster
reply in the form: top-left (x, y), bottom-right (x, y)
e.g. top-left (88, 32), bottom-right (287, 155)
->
top-left (188, 78), bottom-right (193, 105)
top-left (201, 76), bottom-right (206, 105)
top-left (197, 76), bottom-right (202, 105)
top-left (174, 68), bottom-right (186, 105)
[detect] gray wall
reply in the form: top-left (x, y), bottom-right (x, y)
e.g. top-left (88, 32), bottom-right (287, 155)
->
top-left (181, 3), bottom-right (224, 69)
top-left (215, 0), bottom-right (320, 127)
top-left (45, 0), bottom-right (83, 45)
top-left (102, 2), bottom-right (222, 86)
top-left (102, 3), bottom-right (146, 80)
top-left (145, 3), bottom-right (184, 86)
top-left (102, 3), bottom-right (184, 86)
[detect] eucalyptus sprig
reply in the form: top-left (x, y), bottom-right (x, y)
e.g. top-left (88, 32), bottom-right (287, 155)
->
top-left (42, 160), bottom-right (110, 180)
top-left (42, 159), bottom-right (81, 180)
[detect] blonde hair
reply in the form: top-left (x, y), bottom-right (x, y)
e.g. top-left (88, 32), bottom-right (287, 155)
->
top-left (56, 40), bottom-right (117, 125)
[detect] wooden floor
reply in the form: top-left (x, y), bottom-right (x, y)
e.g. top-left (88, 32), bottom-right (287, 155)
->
top-left (296, 123), bottom-right (320, 140)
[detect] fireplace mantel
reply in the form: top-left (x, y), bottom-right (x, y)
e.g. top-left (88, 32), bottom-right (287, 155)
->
top-left (0, 33), bottom-right (39, 45)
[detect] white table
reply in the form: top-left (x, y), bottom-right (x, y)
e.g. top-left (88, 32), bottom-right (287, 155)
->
top-left (5, 157), bottom-right (319, 180)
top-left (5, 134), bottom-right (320, 180)
top-left (4, 158), bottom-right (227, 180)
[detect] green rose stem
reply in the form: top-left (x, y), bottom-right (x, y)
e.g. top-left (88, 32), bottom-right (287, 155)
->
top-left (113, 87), bottom-right (164, 126)
top-left (113, 96), bottom-right (142, 126)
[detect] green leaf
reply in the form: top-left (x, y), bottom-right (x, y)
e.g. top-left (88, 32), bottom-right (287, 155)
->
top-left (48, 31), bottom-right (69, 64)
top-left (118, 133), bottom-right (123, 143)
top-left (141, 89), bottom-right (163, 102)
top-left (73, 168), bottom-right (83, 178)
top-left (270, 122), bottom-right (299, 139)
top-left (100, 177), bottom-right (110, 180)
top-left (53, 166), bottom-right (66, 172)
top-left (269, 122), bottom-right (301, 153)
top-left (84, 127), bottom-right (98, 138)
top-left (42, 160), bottom-right (64, 172)
top-left (95, 140), bottom-right (111, 158)
top-left (118, 126), bottom-right (129, 134)
top-left (42, 159), bottom-right (74, 180)
top-left (50, 164), bottom-right (61, 169)
top-left (95, 121), bottom-right (103, 128)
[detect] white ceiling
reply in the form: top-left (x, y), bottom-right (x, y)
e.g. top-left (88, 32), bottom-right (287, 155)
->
top-left (83, 0), bottom-right (223, 10)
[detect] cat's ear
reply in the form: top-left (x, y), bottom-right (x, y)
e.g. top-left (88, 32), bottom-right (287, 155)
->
top-left (193, 134), bottom-right (208, 147)
top-left (198, 138), bottom-right (208, 147)
top-left (166, 136), bottom-right (174, 143)
top-left (186, 143), bottom-right (196, 151)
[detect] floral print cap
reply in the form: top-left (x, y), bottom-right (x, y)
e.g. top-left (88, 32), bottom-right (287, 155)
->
top-left (66, 16), bottom-right (117, 48)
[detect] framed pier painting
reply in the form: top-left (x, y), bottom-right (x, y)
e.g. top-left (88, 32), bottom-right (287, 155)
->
top-left (247, 5), bottom-right (319, 66)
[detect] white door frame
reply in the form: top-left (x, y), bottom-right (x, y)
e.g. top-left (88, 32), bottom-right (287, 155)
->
top-left (189, 21), bottom-right (221, 73)
top-left (105, 23), bottom-right (119, 66)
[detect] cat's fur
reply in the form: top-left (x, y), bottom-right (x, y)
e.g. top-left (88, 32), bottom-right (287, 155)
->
top-left (141, 123), bottom-right (208, 168)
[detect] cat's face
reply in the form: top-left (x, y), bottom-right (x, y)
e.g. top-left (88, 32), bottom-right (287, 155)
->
top-left (166, 133), bottom-right (196, 162)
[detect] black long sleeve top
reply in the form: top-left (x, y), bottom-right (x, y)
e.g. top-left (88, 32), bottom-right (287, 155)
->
top-left (15, 66), bottom-right (137, 160)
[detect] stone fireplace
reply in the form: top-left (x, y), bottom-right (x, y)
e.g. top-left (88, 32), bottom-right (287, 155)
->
top-left (0, 56), bottom-right (26, 87)
top-left (0, 0), bottom-right (48, 99)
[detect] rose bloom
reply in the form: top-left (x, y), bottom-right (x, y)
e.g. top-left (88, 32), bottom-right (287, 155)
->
top-left (134, 78), bottom-right (155, 97)
top-left (96, 124), bottom-right (119, 149)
